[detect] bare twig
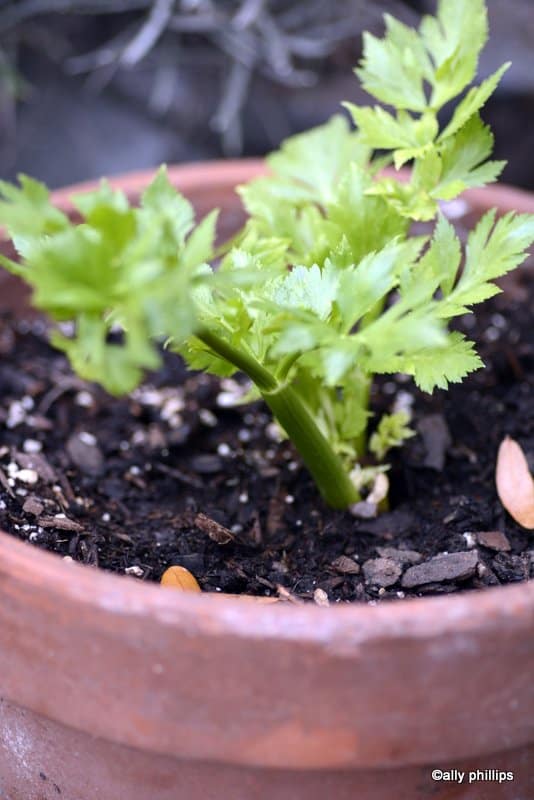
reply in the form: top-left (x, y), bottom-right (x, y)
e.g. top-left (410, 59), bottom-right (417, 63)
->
top-left (0, 0), bottom-right (420, 155)
top-left (121, 0), bottom-right (176, 67)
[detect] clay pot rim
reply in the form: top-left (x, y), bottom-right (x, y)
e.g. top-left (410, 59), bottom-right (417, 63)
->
top-left (35, 157), bottom-right (534, 217)
top-left (1, 530), bottom-right (533, 642)
top-left (1, 159), bottom-right (533, 645)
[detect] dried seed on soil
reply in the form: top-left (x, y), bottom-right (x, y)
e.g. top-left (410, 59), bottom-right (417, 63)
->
top-left (160, 565), bottom-right (201, 592)
top-left (495, 437), bottom-right (534, 529)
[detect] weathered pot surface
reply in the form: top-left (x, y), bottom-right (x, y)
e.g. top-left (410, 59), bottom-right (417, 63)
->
top-left (0, 161), bottom-right (533, 800)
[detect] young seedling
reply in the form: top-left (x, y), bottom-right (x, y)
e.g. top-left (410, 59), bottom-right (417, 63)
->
top-left (1, 0), bottom-right (533, 509)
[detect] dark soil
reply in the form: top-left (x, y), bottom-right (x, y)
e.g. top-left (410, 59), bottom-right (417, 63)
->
top-left (0, 263), bottom-right (532, 605)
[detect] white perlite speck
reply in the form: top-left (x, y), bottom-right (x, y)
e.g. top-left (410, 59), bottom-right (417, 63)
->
top-left (6, 401), bottom-right (26, 428)
top-left (15, 469), bottom-right (39, 485)
top-left (125, 565), bottom-right (144, 577)
top-left (78, 431), bottom-right (97, 446)
top-left (75, 390), bottom-right (94, 407)
top-left (22, 439), bottom-right (42, 454)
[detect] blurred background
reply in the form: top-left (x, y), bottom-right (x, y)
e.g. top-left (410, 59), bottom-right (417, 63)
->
top-left (0, 0), bottom-right (532, 190)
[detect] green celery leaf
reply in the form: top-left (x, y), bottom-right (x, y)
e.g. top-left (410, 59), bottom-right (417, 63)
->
top-left (432, 115), bottom-right (505, 200)
top-left (51, 312), bottom-right (160, 396)
top-left (439, 63), bottom-right (510, 141)
top-left (266, 115), bottom-right (369, 205)
top-left (0, 174), bottom-right (68, 249)
top-left (176, 337), bottom-right (238, 378)
top-left (345, 104), bottom-right (439, 160)
top-left (400, 213), bottom-right (461, 301)
top-left (355, 17), bottom-right (431, 112)
top-left (335, 238), bottom-right (425, 331)
top-left (408, 332), bottom-right (483, 392)
top-left (369, 411), bottom-right (414, 460)
top-left (138, 166), bottom-right (195, 258)
top-left (421, 0), bottom-right (488, 108)
top-left (0, 169), bottom-right (218, 394)
top-left (239, 116), bottom-right (368, 226)
top-left (327, 163), bottom-right (408, 266)
top-left (272, 263), bottom-right (339, 321)
top-left (440, 210), bottom-right (534, 317)
top-left (356, 0), bottom-right (488, 113)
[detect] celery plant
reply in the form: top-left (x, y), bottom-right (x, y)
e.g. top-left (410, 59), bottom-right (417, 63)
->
top-left (1, 0), bottom-right (533, 508)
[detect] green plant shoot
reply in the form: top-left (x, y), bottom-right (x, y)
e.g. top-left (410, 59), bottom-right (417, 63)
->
top-left (1, 0), bottom-right (533, 509)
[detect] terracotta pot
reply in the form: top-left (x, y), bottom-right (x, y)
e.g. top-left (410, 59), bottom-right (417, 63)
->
top-left (0, 161), bottom-right (533, 800)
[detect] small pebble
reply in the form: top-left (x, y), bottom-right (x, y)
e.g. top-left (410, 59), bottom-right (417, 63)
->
top-left (349, 501), bottom-right (377, 519)
top-left (376, 546), bottom-right (422, 565)
top-left (22, 497), bottom-right (44, 516)
top-left (198, 409), bottom-right (218, 427)
top-left (191, 454), bottom-right (223, 474)
top-left (476, 530), bottom-right (511, 552)
top-left (66, 432), bottom-right (104, 476)
top-left (362, 557), bottom-right (402, 588)
top-left (313, 588), bottom-right (330, 607)
top-left (417, 414), bottom-right (451, 471)
top-left (331, 555), bottom-right (360, 575)
top-left (402, 551), bottom-right (479, 588)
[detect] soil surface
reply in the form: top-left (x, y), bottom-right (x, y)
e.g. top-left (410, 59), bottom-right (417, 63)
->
top-left (0, 262), bottom-right (532, 605)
